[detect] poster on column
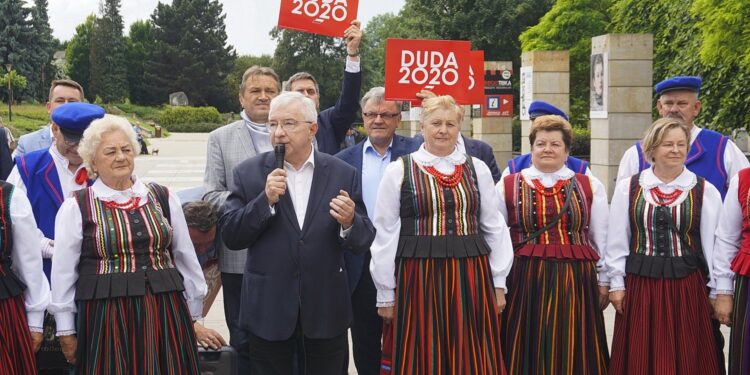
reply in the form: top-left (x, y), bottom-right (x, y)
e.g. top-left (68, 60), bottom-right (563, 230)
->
top-left (278, 0), bottom-right (359, 37)
top-left (384, 38), bottom-right (472, 105)
top-left (590, 53), bottom-right (608, 118)
top-left (519, 66), bottom-right (533, 120)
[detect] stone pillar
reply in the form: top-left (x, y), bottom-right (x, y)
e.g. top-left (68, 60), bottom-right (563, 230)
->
top-left (589, 34), bottom-right (653, 196)
top-left (473, 61), bottom-right (513, 167)
top-left (519, 51), bottom-right (570, 154)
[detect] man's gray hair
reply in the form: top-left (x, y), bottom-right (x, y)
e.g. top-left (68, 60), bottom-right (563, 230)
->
top-left (182, 201), bottom-right (218, 232)
top-left (360, 86), bottom-right (403, 110)
top-left (283, 72), bottom-right (320, 95)
top-left (270, 92), bottom-right (317, 122)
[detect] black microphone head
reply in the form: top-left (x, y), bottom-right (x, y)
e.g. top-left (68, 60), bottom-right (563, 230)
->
top-left (275, 143), bottom-right (285, 169)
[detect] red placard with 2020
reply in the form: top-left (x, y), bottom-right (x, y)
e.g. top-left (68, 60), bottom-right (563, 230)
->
top-left (278, 0), bottom-right (359, 37)
top-left (385, 38), bottom-right (472, 104)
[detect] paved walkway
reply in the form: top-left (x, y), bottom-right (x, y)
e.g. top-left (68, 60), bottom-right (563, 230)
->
top-left (134, 132), bottom-right (731, 373)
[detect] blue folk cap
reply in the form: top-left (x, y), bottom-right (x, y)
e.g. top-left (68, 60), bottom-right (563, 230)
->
top-left (655, 76), bottom-right (702, 96)
top-left (51, 102), bottom-right (105, 141)
top-left (528, 100), bottom-right (568, 121)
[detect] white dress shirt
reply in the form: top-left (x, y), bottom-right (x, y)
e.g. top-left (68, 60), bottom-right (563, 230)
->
top-left (7, 190), bottom-right (49, 331)
top-left (49, 177), bottom-right (207, 335)
top-left (369, 145), bottom-right (514, 306)
top-left (285, 149), bottom-right (316, 230)
top-left (615, 126), bottom-right (749, 187)
top-left (606, 168), bottom-right (721, 291)
top-left (714, 174), bottom-right (747, 294)
top-left (495, 165), bottom-right (610, 284)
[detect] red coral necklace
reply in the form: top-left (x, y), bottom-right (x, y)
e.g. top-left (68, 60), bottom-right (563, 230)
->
top-left (423, 164), bottom-right (463, 187)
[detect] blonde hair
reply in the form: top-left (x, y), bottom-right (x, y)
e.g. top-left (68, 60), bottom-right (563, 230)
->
top-left (641, 117), bottom-right (690, 163)
top-left (529, 115), bottom-right (573, 151)
top-left (420, 95), bottom-right (462, 123)
top-left (78, 115), bottom-right (141, 175)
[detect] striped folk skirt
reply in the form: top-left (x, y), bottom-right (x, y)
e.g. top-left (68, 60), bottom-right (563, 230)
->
top-left (75, 290), bottom-right (200, 375)
top-left (390, 255), bottom-right (506, 375)
top-left (0, 295), bottom-right (37, 374)
top-left (501, 256), bottom-right (609, 374)
top-left (730, 274), bottom-right (750, 375)
top-left (609, 271), bottom-right (719, 375)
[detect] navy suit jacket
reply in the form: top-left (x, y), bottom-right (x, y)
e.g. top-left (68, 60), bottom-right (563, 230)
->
top-left (316, 71), bottom-right (362, 155)
top-left (413, 134), bottom-right (501, 183)
top-left (0, 129), bottom-right (12, 180)
top-left (335, 135), bottom-right (422, 290)
top-left (220, 151), bottom-right (375, 341)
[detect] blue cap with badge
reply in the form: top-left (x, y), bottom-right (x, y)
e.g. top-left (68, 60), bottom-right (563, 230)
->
top-left (655, 76), bottom-right (702, 96)
top-left (51, 102), bottom-right (105, 142)
top-left (528, 100), bottom-right (568, 121)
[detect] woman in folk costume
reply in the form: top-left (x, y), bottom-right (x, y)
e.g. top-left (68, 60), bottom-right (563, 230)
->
top-left (497, 114), bottom-right (610, 374)
top-left (369, 95), bottom-right (513, 374)
top-left (49, 115), bottom-right (207, 374)
top-left (0, 181), bottom-right (50, 373)
top-left (713, 167), bottom-right (750, 374)
top-left (607, 117), bottom-right (721, 374)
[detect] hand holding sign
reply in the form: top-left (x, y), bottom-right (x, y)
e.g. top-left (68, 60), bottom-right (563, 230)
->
top-left (384, 39), bottom-right (472, 105)
top-left (278, 0), bottom-right (359, 38)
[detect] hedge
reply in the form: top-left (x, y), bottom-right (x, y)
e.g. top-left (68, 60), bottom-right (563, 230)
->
top-left (161, 122), bottom-right (223, 133)
top-left (157, 106), bottom-right (222, 126)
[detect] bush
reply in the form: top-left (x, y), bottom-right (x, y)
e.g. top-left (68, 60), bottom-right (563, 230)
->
top-left (571, 126), bottom-right (590, 158)
top-left (157, 106), bottom-right (222, 126)
top-left (161, 122), bottom-right (223, 133)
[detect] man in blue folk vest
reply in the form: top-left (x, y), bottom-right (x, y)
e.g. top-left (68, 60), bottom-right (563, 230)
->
top-left (502, 100), bottom-right (591, 178)
top-left (7, 102), bottom-right (105, 279)
top-left (615, 76), bottom-right (748, 199)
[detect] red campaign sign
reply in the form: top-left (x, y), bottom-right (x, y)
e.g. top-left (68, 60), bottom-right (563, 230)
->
top-left (468, 51), bottom-right (485, 105)
top-left (384, 38), bottom-right (472, 105)
top-left (483, 94), bottom-right (513, 117)
top-left (278, 0), bottom-right (359, 38)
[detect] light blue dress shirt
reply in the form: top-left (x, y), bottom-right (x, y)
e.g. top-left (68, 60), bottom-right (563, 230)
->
top-left (362, 138), bottom-right (393, 219)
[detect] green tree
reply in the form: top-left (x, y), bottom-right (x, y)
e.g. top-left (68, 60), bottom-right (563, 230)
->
top-left (0, 70), bottom-right (29, 91)
top-left (145, 0), bottom-right (236, 111)
top-left (89, 0), bottom-right (129, 102)
top-left (65, 15), bottom-right (96, 99)
top-left (609, 0), bottom-right (750, 131)
top-left (29, 0), bottom-right (56, 101)
top-left (520, 0), bottom-right (612, 126)
top-left (270, 28), bottom-right (347, 110)
top-left (126, 20), bottom-right (157, 104)
top-left (0, 0), bottom-right (40, 102)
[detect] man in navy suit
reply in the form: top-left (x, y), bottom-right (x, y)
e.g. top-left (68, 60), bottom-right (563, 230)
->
top-left (13, 79), bottom-right (84, 159)
top-left (220, 92), bottom-right (375, 374)
top-left (335, 87), bottom-right (421, 375)
top-left (285, 20), bottom-right (363, 155)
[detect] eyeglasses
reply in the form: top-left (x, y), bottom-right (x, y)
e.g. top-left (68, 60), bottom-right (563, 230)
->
top-left (267, 119), bottom-right (313, 132)
top-left (363, 112), bottom-right (400, 120)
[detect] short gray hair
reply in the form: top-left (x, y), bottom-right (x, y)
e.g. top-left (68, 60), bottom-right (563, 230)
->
top-left (283, 72), bottom-right (320, 95)
top-left (270, 92), bottom-right (317, 122)
top-left (360, 86), bottom-right (402, 110)
top-left (78, 115), bottom-right (141, 175)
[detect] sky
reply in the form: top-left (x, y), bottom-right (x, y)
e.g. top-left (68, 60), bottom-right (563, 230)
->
top-left (44, 0), bottom-right (406, 55)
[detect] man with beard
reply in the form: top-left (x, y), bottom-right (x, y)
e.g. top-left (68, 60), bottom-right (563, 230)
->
top-left (615, 76), bottom-right (748, 199)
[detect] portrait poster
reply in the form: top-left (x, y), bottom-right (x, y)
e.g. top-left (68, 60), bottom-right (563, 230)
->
top-left (519, 66), bottom-right (533, 120)
top-left (590, 53), bottom-right (608, 119)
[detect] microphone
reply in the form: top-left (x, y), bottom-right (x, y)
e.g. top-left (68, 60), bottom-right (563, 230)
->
top-left (275, 144), bottom-right (285, 170)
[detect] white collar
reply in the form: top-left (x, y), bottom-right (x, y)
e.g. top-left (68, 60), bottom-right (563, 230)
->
top-left (521, 165), bottom-right (574, 180)
top-left (413, 143), bottom-right (466, 166)
top-left (286, 148), bottom-right (315, 171)
top-left (48, 144), bottom-right (86, 175)
top-left (640, 167), bottom-right (697, 191)
top-left (91, 175), bottom-right (151, 202)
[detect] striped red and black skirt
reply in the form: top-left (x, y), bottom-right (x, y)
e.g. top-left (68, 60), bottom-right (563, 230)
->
top-left (730, 274), bottom-right (750, 375)
top-left (501, 256), bottom-right (609, 374)
top-left (388, 255), bottom-right (505, 375)
top-left (0, 295), bottom-right (38, 374)
top-left (75, 289), bottom-right (200, 375)
top-left (609, 270), bottom-right (719, 375)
